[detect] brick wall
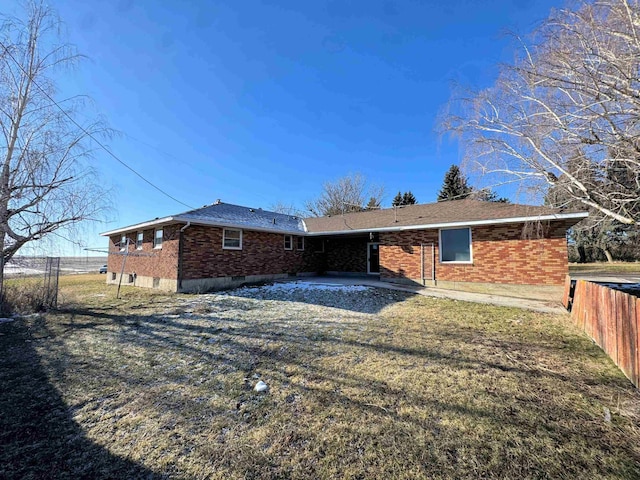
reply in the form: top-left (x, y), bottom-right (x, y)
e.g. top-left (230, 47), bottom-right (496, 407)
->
top-left (379, 221), bottom-right (571, 286)
top-left (106, 219), bottom-right (572, 287)
top-left (181, 226), bottom-right (323, 279)
top-left (107, 224), bottom-right (180, 279)
top-left (325, 236), bottom-right (367, 273)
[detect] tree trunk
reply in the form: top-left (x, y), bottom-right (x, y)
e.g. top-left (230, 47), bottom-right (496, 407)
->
top-left (577, 245), bottom-right (587, 263)
top-left (603, 248), bottom-right (614, 263)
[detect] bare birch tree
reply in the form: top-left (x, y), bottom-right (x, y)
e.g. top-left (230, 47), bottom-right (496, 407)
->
top-left (0, 2), bottom-right (109, 295)
top-left (305, 173), bottom-right (385, 216)
top-left (445, 0), bottom-right (640, 225)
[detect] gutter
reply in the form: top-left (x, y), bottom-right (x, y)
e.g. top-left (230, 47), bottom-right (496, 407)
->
top-left (101, 211), bottom-right (589, 238)
top-left (303, 212), bottom-right (589, 236)
top-left (101, 217), bottom-right (305, 237)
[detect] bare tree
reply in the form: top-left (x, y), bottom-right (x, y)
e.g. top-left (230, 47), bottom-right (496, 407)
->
top-left (445, 0), bottom-right (640, 225)
top-left (269, 201), bottom-right (304, 216)
top-left (305, 173), bottom-right (385, 217)
top-left (0, 2), bottom-right (109, 295)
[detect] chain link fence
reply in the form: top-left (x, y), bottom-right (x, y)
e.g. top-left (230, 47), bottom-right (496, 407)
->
top-left (3, 256), bottom-right (105, 312)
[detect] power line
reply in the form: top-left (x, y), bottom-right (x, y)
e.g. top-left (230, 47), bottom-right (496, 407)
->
top-left (0, 42), bottom-right (195, 210)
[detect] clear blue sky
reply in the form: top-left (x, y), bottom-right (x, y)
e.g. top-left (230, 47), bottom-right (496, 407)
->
top-left (4, 0), bottom-right (563, 255)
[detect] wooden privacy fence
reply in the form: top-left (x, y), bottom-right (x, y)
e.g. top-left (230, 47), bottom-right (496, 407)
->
top-left (566, 277), bottom-right (639, 387)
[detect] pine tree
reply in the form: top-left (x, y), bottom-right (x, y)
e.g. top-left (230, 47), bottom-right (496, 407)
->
top-left (365, 196), bottom-right (381, 210)
top-left (392, 191), bottom-right (403, 207)
top-left (402, 191), bottom-right (417, 205)
top-left (437, 165), bottom-right (472, 201)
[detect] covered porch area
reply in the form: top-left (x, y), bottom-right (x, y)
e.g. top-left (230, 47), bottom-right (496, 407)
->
top-left (316, 232), bottom-right (381, 277)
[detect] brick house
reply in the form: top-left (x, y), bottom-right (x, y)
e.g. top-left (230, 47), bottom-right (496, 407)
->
top-left (101, 199), bottom-right (587, 292)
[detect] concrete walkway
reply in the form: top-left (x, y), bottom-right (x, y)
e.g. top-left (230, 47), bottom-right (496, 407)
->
top-left (295, 276), bottom-right (568, 314)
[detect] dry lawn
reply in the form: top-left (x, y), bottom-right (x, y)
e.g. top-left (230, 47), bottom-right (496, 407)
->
top-left (570, 262), bottom-right (640, 275)
top-left (1, 275), bottom-right (639, 479)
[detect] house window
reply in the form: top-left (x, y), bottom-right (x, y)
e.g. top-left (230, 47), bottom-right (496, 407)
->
top-left (296, 236), bottom-right (304, 251)
top-left (120, 235), bottom-right (127, 252)
top-left (154, 229), bottom-right (163, 249)
top-left (136, 231), bottom-right (143, 250)
top-left (314, 240), bottom-right (325, 253)
top-left (223, 228), bottom-right (242, 250)
top-left (439, 227), bottom-right (472, 263)
top-left (284, 235), bottom-right (292, 250)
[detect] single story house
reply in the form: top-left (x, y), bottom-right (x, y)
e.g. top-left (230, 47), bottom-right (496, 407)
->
top-left (101, 199), bottom-right (588, 292)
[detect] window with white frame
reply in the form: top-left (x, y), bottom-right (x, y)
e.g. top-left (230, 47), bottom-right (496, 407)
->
top-left (136, 231), bottom-right (143, 250)
top-left (439, 227), bottom-right (472, 263)
top-left (154, 229), bottom-right (163, 249)
top-left (120, 234), bottom-right (127, 252)
top-left (284, 235), bottom-right (292, 250)
top-left (296, 236), bottom-right (304, 251)
top-left (223, 228), bottom-right (242, 250)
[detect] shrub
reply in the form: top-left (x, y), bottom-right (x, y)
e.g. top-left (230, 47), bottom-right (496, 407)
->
top-left (1, 278), bottom-right (48, 316)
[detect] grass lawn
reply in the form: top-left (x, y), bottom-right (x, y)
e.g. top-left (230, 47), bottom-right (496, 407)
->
top-left (570, 262), bottom-right (640, 275)
top-left (1, 275), bottom-right (639, 479)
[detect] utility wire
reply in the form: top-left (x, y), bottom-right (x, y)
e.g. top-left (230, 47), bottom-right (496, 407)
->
top-left (0, 42), bottom-right (195, 210)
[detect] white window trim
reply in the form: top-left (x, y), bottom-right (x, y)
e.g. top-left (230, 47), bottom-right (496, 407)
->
top-left (296, 236), bottom-right (304, 251)
top-left (284, 234), bottom-right (293, 250)
top-left (154, 229), bottom-right (163, 249)
top-left (223, 228), bottom-right (243, 250)
top-left (439, 227), bottom-right (473, 264)
top-left (136, 231), bottom-right (143, 250)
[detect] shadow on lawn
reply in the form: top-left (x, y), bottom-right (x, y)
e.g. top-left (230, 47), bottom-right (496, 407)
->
top-left (0, 318), bottom-right (161, 480)
top-left (17, 293), bottom-right (640, 478)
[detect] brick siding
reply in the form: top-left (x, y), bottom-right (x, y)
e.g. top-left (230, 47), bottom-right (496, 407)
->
top-left (181, 226), bottom-right (323, 279)
top-left (107, 224), bottom-right (180, 279)
top-left (379, 221), bottom-right (571, 286)
top-left (106, 220), bottom-right (573, 288)
top-left (325, 236), bottom-right (367, 273)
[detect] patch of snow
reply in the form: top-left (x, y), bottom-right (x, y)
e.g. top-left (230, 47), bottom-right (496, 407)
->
top-left (245, 281), bottom-right (370, 294)
top-left (0, 318), bottom-right (15, 324)
top-left (3, 266), bottom-right (45, 275)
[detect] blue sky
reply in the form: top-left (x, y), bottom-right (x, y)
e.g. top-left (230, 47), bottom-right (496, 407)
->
top-left (5, 0), bottom-right (563, 255)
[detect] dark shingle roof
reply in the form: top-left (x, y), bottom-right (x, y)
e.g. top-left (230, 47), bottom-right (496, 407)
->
top-left (176, 202), bottom-right (305, 233)
top-left (303, 199), bottom-right (584, 233)
top-left (102, 199), bottom-right (587, 237)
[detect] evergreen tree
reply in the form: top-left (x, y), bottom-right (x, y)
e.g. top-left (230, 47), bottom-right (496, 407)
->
top-left (402, 191), bottom-right (417, 205)
top-left (365, 196), bottom-right (381, 210)
top-left (472, 189), bottom-right (510, 203)
top-left (392, 191), bottom-right (403, 207)
top-left (437, 165), bottom-right (472, 201)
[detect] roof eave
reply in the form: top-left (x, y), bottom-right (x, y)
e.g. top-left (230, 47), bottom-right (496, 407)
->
top-left (100, 216), bottom-right (177, 237)
top-left (304, 211), bottom-right (589, 236)
top-left (100, 215), bottom-right (306, 237)
top-left (102, 211), bottom-right (588, 237)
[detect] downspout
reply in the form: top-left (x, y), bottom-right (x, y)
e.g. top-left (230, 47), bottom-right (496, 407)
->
top-left (432, 242), bottom-right (435, 285)
top-left (177, 222), bottom-right (191, 292)
top-left (420, 243), bottom-right (425, 286)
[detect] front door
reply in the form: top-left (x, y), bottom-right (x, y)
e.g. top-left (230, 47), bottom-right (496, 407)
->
top-left (367, 242), bottom-right (380, 274)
